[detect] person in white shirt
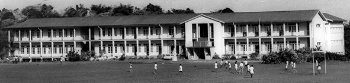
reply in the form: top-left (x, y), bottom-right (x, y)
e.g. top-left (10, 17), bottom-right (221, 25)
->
top-left (214, 61), bottom-right (218, 71)
top-left (317, 65), bottom-right (321, 75)
top-left (228, 61), bottom-right (232, 71)
top-left (247, 64), bottom-right (250, 74)
top-left (154, 62), bottom-right (158, 74)
top-left (239, 62), bottom-right (244, 74)
top-left (225, 60), bottom-right (229, 69)
top-left (179, 64), bottom-right (183, 72)
top-left (220, 59), bottom-right (224, 68)
top-left (129, 62), bottom-right (133, 72)
top-left (250, 65), bottom-right (254, 78)
top-left (244, 59), bottom-right (248, 67)
top-left (234, 61), bottom-right (238, 73)
top-left (285, 61), bottom-right (289, 70)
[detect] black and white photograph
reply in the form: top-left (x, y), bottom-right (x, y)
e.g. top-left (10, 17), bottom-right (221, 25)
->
top-left (0, 0), bottom-right (349, 83)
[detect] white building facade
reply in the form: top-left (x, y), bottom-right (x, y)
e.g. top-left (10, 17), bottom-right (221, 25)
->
top-left (5, 10), bottom-right (345, 61)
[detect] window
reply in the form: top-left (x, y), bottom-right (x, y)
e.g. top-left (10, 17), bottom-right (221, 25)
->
top-left (26, 47), bottom-right (30, 54)
top-left (108, 45), bottom-right (112, 53)
top-left (144, 28), bottom-right (148, 35)
top-left (59, 45), bottom-right (63, 54)
top-left (32, 46), bottom-right (36, 54)
top-left (115, 44), bottom-right (118, 53)
top-left (169, 27), bottom-right (174, 35)
top-left (156, 28), bottom-right (160, 35)
top-left (53, 29), bottom-right (56, 37)
top-left (36, 30), bottom-right (40, 38)
top-left (70, 29), bottom-right (74, 37)
top-left (53, 45), bottom-right (57, 54)
top-left (21, 47), bottom-right (24, 54)
top-left (108, 28), bottom-right (112, 36)
top-left (37, 46), bottom-right (41, 54)
top-left (192, 24), bottom-right (197, 38)
top-left (103, 28), bottom-right (106, 36)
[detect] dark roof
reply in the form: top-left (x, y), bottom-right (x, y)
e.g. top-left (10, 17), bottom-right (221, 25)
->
top-left (204, 10), bottom-right (320, 23)
top-left (6, 14), bottom-right (198, 28)
top-left (6, 10), bottom-right (325, 28)
top-left (322, 13), bottom-right (346, 22)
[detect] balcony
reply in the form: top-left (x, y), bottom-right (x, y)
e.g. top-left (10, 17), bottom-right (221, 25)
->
top-left (193, 41), bottom-right (213, 47)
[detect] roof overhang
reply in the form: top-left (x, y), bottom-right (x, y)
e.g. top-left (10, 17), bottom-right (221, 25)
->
top-left (180, 14), bottom-right (224, 24)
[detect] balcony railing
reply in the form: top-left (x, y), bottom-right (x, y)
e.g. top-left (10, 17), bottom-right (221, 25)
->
top-left (193, 41), bottom-right (213, 47)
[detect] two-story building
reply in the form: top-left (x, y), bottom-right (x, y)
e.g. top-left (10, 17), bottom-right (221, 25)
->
top-left (5, 10), bottom-right (345, 61)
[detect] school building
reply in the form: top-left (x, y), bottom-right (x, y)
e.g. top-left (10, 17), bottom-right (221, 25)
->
top-left (5, 10), bottom-right (346, 60)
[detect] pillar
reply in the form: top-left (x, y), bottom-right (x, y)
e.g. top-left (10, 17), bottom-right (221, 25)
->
top-left (112, 41), bottom-right (115, 56)
top-left (160, 25), bottom-right (164, 55)
top-left (246, 24), bottom-right (249, 37)
top-left (271, 38), bottom-right (273, 52)
top-left (270, 23), bottom-right (273, 36)
top-left (51, 42), bottom-right (53, 61)
top-left (8, 30), bottom-right (11, 57)
top-left (136, 40), bottom-right (139, 56)
top-left (62, 29), bottom-right (65, 40)
top-left (124, 41), bottom-right (127, 55)
top-left (246, 38), bottom-right (249, 54)
top-left (136, 27), bottom-right (138, 39)
top-left (296, 37), bottom-right (299, 49)
top-left (259, 38), bottom-right (261, 54)
top-left (148, 40), bottom-right (151, 56)
top-left (63, 42), bottom-right (65, 56)
top-left (296, 23), bottom-right (299, 36)
top-left (284, 38), bottom-right (286, 49)
top-left (196, 24), bottom-right (199, 38)
top-left (124, 27), bottom-right (126, 39)
top-left (174, 25), bottom-right (177, 38)
top-left (174, 40), bottom-right (177, 55)
top-left (112, 27), bottom-right (115, 39)
top-left (148, 26), bottom-right (151, 39)
top-left (88, 28), bottom-right (91, 51)
top-left (283, 23), bottom-right (286, 36)
top-left (258, 23), bottom-right (261, 37)
top-left (29, 42), bottom-right (32, 62)
top-left (18, 30), bottom-right (21, 41)
top-left (51, 29), bottom-right (53, 41)
top-left (234, 23), bottom-right (237, 37)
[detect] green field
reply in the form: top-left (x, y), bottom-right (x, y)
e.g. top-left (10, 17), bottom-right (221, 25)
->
top-left (0, 60), bottom-right (349, 83)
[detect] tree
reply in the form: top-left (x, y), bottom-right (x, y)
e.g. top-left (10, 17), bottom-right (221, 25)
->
top-left (111, 4), bottom-right (134, 16)
top-left (213, 7), bottom-right (234, 13)
top-left (63, 4), bottom-right (89, 17)
top-left (21, 4), bottom-right (60, 18)
top-left (143, 3), bottom-right (163, 15)
top-left (166, 8), bottom-right (195, 14)
top-left (90, 4), bottom-right (112, 15)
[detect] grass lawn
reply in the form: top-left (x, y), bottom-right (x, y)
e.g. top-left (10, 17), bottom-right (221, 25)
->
top-left (0, 60), bottom-right (349, 83)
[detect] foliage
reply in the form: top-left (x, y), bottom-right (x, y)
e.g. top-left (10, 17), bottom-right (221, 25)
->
top-left (80, 51), bottom-right (95, 61)
top-left (212, 8), bottom-right (234, 13)
top-left (21, 4), bottom-right (60, 18)
top-left (119, 54), bottom-right (126, 61)
top-left (212, 53), bottom-right (220, 59)
top-left (222, 54), bottom-right (232, 60)
top-left (90, 4), bottom-right (112, 15)
top-left (111, 4), bottom-right (134, 16)
top-left (143, 3), bottom-right (163, 15)
top-left (67, 51), bottom-right (81, 61)
top-left (166, 8), bottom-right (195, 14)
top-left (63, 4), bottom-right (89, 17)
top-left (157, 54), bottom-right (164, 59)
top-left (326, 52), bottom-right (348, 61)
top-left (250, 52), bottom-right (259, 60)
top-left (230, 55), bottom-right (237, 60)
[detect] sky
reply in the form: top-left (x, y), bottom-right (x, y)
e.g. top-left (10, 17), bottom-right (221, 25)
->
top-left (0, 0), bottom-right (349, 20)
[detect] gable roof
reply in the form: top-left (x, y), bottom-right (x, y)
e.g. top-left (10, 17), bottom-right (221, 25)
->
top-left (204, 10), bottom-right (321, 23)
top-left (180, 14), bottom-right (224, 24)
top-left (6, 14), bottom-right (198, 28)
top-left (6, 10), bottom-right (328, 29)
top-left (322, 13), bottom-right (346, 22)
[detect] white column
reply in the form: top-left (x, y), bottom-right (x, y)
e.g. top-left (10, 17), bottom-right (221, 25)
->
top-left (234, 38), bottom-right (237, 55)
top-left (296, 23), bottom-right (299, 36)
top-left (296, 37), bottom-right (299, 49)
top-left (51, 42), bottom-right (53, 60)
top-left (160, 25), bottom-right (164, 55)
top-left (136, 40), bottom-right (139, 56)
top-left (73, 28), bottom-right (76, 40)
top-left (136, 27), bottom-right (138, 39)
top-left (29, 42), bottom-right (32, 57)
top-left (283, 23), bottom-right (286, 36)
top-left (29, 30), bottom-right (32, 41)
top-left (271, 38), bottom-right (273, 52)
top-left (234, 23), bottom-right (237, 37)
top-left (124, 41), bottom-right (127, 55)
top-left (270, 23), bottom-right (273, 36)
top-left (99, 27), bottom-right (102, 40)
top-left (112, 27), bottom-right (115, 39)
top-left (160, 25), bottom-right (164, 38)
top-left (62, 29), bottom-right (65, 40)
top-left (148, 26), bottom-right (151, 39)
top-left (284, 38), bottom-right (286, 49)
top-left (161, 40), bottom-right (164, 55)
top-left (63, 42), bottom-right (65, 56)
top-left (124, 27), bottom-right (126, 39)
top-left (51, 29), bottom-right (53, 41)
top-left (8, 30), bottom-right (11, 57)
top-left (88, 28), bottom-right (91, 51)
top-left (246, 24), bottom-right (248, 37)
top-left (259, 38), bottom-right (261, 54)
top-left (196, 24), bottom-right (199, 38)
top-left (258, 23), bottom-right (261, 37)
top-left (174, 40), bottom-right (177, 55)
top-left (112, 41), bottom-right (115, 55)
top-left (18, 30), bottom-right (21, 41)
top-left (148, 40), bottom-right (151, 56)
top-left (40, 42), bottom-right (43, 57)
top-left (174, 25), bottom-right (177, 38)
top-left (246, 38), bottom-right (249, 54)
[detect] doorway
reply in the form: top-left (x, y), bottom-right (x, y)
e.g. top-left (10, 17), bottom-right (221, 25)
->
top-left (199, 24), bottom-right (208, 38)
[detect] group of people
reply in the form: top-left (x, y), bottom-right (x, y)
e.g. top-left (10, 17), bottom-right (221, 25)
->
top-left (285, 61), bottom-right (297, 73)
top-left (215, 59), bottom-right (255, 78)
top-left (128, 62), bottom-right (183, 74)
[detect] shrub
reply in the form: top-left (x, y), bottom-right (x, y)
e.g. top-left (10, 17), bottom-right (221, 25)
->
top-left (212, 53), bottom-right (220, 59)
top-left (222, 54), bottom-right (232, 60)
top-left (119, 54), bottom-right (126, 61)
top-left (250, 52), bottom-right (259, 60)
top-left (67, 51), bottom-right (80, 61)
top-left (230, 56), bottom-right (237, 60)
top-left (156, 55), bottom-right (163, 59)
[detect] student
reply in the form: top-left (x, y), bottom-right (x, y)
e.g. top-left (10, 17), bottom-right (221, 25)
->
top-left (250, 65), bottom-right (254, 78)
top-left (291, 61), bottom-right (296, 73)
top-left (220, 59), bottom-right (224, 68)
top-left (179, 64), bottom-right (183, 72)
top-left (247, 64), bottom-right (250, 74)
top-left (317, 65), bottom-right (321, 75)
top-left (239, 61), bottom-right (244, 74)
top-left (129, 62), bottom-right (133, 72)
top-left (214, 61), bottom-right (218, 71)
top-left (285, 61), bottom-right (289, 70)
top-left (244, 59), bottom-right (248, 67)
top-left (228, 61), bottom-right (232, 71)
top-left (225, 60), bottom-right (229, 69)
top-left (154, 62), bottom-right (158, 74)
top-left (60, 56), bottom-right (64, 64)
top-left (234, 61), bottom-right (238, 73)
